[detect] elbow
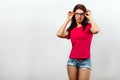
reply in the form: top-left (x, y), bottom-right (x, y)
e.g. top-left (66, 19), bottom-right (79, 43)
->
top-left (91, 29), bottom-right (100, 34)
top-left (93, 30), bottom-right (99, 34)
top-left (56, 33), bottom-right (63, 38)
top-left (57, 34), bottom-right (61, 38)
top-left (90, 27), bottom-right (100, 34)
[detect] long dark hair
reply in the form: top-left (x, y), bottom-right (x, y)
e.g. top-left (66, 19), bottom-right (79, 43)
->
top-left (67, 4), bottom-right (89, 39)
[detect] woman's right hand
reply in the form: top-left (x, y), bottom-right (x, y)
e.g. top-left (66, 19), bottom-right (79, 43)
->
top-left (67, 11), bottom-right (74, 21)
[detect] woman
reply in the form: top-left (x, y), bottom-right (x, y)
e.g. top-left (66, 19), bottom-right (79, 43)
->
top-left (56, 4), bottom-right (99, 80)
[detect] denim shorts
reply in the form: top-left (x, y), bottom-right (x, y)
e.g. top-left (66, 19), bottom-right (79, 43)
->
top-left (67, 58), bottom-right (92, 70)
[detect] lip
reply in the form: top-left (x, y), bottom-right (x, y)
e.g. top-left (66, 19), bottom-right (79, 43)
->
top-left (77, 19), bottom-right (82, 23)
top-left (77, 19), bottom-right (81, 21)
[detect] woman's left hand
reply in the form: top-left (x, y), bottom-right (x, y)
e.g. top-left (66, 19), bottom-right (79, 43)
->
top-left (85, 10), bottom-right (92, 21)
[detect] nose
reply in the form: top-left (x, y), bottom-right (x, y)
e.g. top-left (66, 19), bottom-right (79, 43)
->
top-left (78, 14), bottom-right (81, 17)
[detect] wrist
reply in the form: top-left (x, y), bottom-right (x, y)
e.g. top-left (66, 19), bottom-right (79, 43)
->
top-left (89, 18), bottom-right (93, 22)
top-left (87, 16), bottom-right (92, 21)
top-left (66, 18), bottom-right (71, 22)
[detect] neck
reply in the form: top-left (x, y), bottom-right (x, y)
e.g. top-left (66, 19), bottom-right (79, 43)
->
top-left (77, 23), bottom-right (82, 27)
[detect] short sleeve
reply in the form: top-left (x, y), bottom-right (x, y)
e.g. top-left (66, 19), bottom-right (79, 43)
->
top-left (85, 23), bottom-right (92, 33)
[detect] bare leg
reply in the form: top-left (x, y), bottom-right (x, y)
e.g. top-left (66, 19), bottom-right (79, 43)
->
top-left (78, 68), bottom-right (91, 80)
top-left (67, 65), bottom-right (78, 80)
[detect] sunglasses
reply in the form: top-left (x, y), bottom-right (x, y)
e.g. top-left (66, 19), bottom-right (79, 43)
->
top-left (74, 13), bottom-right (85, 16)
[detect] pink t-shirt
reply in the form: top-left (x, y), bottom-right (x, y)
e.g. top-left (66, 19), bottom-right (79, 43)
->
top-left (69, 23), bottom-right (93, 59)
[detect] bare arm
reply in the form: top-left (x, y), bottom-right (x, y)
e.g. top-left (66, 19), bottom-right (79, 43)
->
top-left (90, 19), bottom-right (99, 34)
top-left (56, 11), bottom-right (74, 38)
top-left (56, 19), bottom-right (70, 38)
top-left (85, 10), bottom-right (99, 34)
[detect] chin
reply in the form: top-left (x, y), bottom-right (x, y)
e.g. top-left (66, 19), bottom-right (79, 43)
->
top-left (77, 21), bottom-right (82, 24)
top-left (77, 20), bottom-right (82, 23)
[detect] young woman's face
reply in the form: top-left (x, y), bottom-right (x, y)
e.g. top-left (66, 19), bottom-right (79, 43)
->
top-left (74, 9), bottom-right (85, 24)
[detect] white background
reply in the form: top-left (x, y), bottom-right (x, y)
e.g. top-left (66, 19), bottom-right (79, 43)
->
top-left (0, 0), bottom-right (120, 80)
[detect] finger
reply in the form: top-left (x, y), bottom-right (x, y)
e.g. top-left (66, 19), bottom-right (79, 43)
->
top-left (85, 14), bottom-right (88, 17)
top-left (86, 10), bottom-right (91, 12)
top-left (68, 11), bottom-right (74, 14)
top-left (68, 11), bottom-right (74, 16)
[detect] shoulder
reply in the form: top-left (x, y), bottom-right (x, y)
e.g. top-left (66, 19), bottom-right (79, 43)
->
top-left (85, 23), bottom-right (93, 34)
top-left (86, 23), bottom-right (91, 28)
top-left (85, 23), bottom-right (91, 31)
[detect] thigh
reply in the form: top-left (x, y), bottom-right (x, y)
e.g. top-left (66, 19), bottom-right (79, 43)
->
top-left (78, 69), bottom-right (91, 80)
top-left (67, 65), bottom-right (78, 80)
